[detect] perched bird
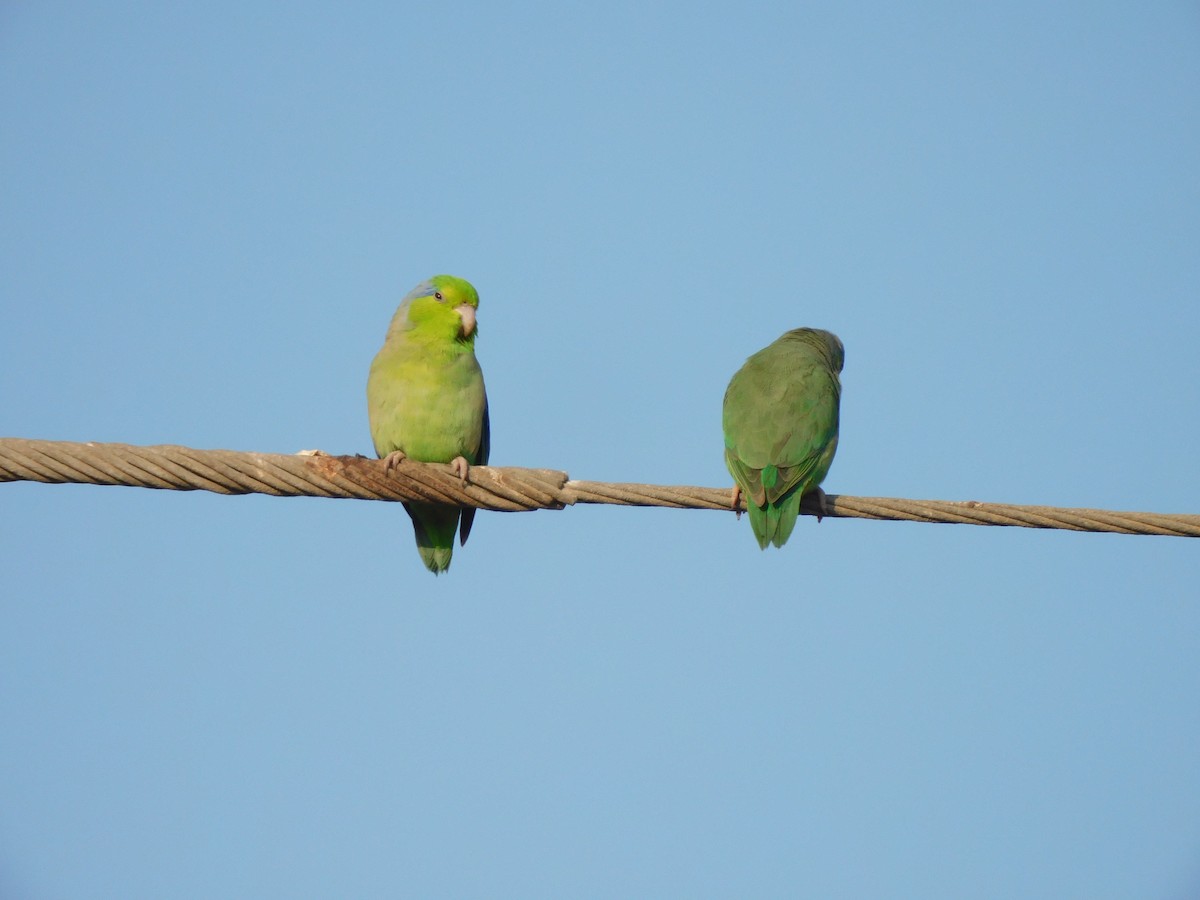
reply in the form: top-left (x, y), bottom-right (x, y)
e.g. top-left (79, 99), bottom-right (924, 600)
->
top-left (722, 328), bottom-right (844, 549)
top-left (367, 275), bottom-right (490, 574)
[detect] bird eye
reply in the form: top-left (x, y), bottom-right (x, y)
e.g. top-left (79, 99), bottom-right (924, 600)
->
top-left (434, 291), bottom-right (444, 301)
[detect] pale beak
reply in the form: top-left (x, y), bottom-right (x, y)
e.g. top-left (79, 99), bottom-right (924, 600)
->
top-left (456, 304), bottom-right (477, 338)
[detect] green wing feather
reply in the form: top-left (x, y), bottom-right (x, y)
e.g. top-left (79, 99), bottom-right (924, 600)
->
top-left (456, 401), bottom-right (489, 547)
top-left (722, 328), bottom-right (843, 549)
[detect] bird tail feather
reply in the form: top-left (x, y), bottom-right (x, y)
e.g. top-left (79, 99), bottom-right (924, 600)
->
top-left (747, 503), bottom-right (772, 550)
top-left (747, 489), bottom-right (804, 550)
top-left (772, 491), bottom-right (803, 548)
top-left (417, 545), bottom-right (453, 574)
top-left (405, 502), bottom-right (459, 575)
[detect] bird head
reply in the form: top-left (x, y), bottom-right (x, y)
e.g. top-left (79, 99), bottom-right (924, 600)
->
top-left (389, 274), bottom-right (481, 343)
top-left (787, 328), bottom-right (844, 373)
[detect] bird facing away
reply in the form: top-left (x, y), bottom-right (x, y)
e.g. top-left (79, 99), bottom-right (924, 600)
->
top-left (722, 328), bottom-right (844, 549)
top-left (367, 275), bottom-right (490, 574)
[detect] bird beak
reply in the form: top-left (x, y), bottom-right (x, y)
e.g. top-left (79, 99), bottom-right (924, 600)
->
top-left (456, 304), bottom-right (477, 338)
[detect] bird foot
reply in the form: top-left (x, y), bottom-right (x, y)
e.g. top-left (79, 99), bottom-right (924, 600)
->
top-left (382, 450), bottom-right (407, 474)
top-left (730, 484), bottom-right (743, 520)
top-left (450, 456), bottom-right (470, 484)
top-left (812, 486), bottom-right (828, 523)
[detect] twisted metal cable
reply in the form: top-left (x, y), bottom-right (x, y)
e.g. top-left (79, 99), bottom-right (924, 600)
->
top-left (2, 438), bottom-right (1197, 537)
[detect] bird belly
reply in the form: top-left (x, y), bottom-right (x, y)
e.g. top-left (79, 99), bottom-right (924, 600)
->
top-left (367, 353), bottom-right (485, 463)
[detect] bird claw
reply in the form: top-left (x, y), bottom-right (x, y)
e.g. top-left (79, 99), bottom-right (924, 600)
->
top-left (812, 486), bottom-right (828, 523)
top-left (382, 451), bottom-right (469, 484)
top-left (731, 484), bottom-right (743, 520)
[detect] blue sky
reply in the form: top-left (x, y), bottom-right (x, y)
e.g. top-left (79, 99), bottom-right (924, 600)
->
top-left (2, 3), bottom-right (1199, 897)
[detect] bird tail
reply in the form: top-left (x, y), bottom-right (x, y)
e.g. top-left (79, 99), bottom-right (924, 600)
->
top-left (747, 489), bottom-right (803, 550)
top-left (417, 544), bottom-right (453, 574)
top-left (747, 503), bottom-right (772, 550)
top-left (404, 502), bottom-right (459, 575)
top-left (772, 490), bottom-right (803, 548)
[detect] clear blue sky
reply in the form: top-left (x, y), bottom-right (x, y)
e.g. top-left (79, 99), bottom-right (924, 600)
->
top-left (3, 3), bottom-right (1199, 897)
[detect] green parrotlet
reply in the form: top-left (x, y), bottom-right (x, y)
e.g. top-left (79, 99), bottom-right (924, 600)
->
top-left (367, 275), bottom-right (489, 574)
top-left (722, 328), bottom-right (844, 549)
